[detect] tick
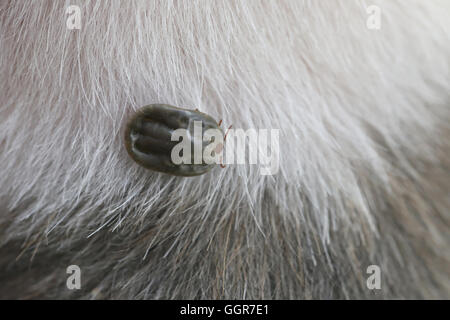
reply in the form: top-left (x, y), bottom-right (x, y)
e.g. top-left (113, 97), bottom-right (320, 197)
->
top-left (124, 104), bottom-right (223, 176)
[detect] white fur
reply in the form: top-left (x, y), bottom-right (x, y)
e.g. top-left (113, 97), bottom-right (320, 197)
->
top-left (0, 0), bottom-right (449, 298)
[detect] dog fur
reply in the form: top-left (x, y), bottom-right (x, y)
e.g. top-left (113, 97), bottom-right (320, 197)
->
top-left (0, 0), bottom-right (449, 299)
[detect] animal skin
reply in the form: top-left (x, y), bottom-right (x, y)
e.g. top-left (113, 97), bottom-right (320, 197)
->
top-left (0, 0), bottom-right (449, 299)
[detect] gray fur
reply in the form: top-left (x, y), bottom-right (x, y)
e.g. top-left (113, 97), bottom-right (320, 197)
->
top-left (0, 0), bottom-right (449, 299)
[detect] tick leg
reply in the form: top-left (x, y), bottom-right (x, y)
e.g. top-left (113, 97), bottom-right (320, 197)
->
top-left (224, 125), bottom-right (232, 140)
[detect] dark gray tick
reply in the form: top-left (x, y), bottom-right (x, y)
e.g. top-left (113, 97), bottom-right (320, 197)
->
top-left (124, 104), bottom-right (223, 176)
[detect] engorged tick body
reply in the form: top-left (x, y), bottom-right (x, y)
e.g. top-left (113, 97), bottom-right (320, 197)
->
top-left (124, 104), bottom-right (222, 176)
